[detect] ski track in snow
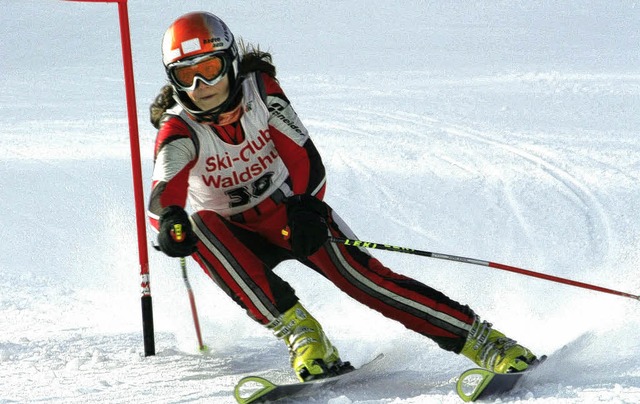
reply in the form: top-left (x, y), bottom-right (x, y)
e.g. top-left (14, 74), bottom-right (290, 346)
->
top-left (315, 100), bottom-right (616, 261)
top-left (436, 117), bottom-right (615, 259)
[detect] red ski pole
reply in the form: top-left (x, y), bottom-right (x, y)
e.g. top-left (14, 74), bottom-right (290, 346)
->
top-left (172, 225), bottom-right (208, 352)
top-left (331, 236), bottom-right (640, 302)
top-left (180, 257), bottom-right (208, 352)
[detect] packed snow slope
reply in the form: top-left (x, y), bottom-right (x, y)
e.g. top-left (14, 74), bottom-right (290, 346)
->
top-left (2, 1), bottom-right (640, 403)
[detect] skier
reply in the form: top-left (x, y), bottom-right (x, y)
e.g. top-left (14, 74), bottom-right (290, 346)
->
top-left (148, 11), bottom-right (538, 382)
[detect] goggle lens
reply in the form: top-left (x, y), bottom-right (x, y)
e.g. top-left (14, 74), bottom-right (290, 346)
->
top-left (170, 54), bottom-right (227, 90)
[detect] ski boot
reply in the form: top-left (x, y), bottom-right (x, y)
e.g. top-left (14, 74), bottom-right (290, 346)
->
top-left (268, 302), bottom-right (353, 381)
top-left (461, 316), bottom-right (537, 374)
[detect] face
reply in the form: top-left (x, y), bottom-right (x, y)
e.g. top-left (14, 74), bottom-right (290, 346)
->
top-left (185, 74), bottom-right (230, 111)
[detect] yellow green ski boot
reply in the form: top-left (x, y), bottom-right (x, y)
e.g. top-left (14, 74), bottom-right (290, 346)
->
top-left (461, 317), bottom-right (537, 374)
top-left (268, 302), bottom-right (352, 381)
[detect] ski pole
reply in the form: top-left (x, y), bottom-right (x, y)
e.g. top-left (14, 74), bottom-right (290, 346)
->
top-left (329, 236), bottom-right (640, 302)
top-left (180, 256), bottom-right (208, 352)
top-left (173, 224), bottom-right (208, 352)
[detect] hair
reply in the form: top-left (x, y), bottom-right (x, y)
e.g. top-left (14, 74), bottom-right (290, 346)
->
top-left (149, 41), bottom-right (276, 129)
top-left (237, 39), bottom-right (276, 78)
top-left (149, 84), bottom-right (175, 129)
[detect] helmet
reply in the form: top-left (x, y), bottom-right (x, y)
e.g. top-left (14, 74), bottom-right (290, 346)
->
top-left (161, 12), bottom-right (241, 120)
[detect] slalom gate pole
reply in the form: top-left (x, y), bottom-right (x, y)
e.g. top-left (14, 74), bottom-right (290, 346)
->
top-left (63, 0), bottom-right (155, 355)
top-left (180, 257), bottom-right (207, 352)
top-left (331, 236), bottom-right (640, 302)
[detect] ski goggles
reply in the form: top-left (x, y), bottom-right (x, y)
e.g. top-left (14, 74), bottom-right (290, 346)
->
top-left (167, 52), bottom-right (230, 91)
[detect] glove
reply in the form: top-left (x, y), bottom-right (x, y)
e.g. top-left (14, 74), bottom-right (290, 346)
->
top-left (157, 206), bottom-right (198, 257)
top-left (285, 195), bottom-right (329, 259)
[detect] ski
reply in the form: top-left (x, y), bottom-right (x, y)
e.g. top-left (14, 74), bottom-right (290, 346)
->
top-left (233, 354), bottom-right (383, 403)
top-left (235, 354), bottom-right (541, 403)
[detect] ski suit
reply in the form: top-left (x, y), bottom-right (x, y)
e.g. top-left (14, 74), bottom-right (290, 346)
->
top-left (148, 71), bottom-right (476, 352)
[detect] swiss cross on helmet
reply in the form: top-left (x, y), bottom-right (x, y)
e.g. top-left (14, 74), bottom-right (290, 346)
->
top-left (161, 12), bottom-right (241, 120)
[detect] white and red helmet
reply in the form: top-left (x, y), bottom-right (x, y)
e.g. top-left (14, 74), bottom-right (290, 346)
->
top-left (161, 12), bottom-right (241, 119)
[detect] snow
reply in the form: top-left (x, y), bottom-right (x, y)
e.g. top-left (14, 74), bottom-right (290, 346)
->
top-left (2, 0), bottom-right (640, 402)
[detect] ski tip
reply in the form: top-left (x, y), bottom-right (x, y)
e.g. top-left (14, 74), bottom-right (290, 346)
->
top-left (456, 368), bottom-right (496, 402)
top-left (234, 376), bottom-right (277, 404)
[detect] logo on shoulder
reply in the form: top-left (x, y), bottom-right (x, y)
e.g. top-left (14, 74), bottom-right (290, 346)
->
top-left (268, 102), bottom-right (305, 137)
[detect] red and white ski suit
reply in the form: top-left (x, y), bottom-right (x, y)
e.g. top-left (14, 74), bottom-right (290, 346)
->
top-left (148, 72), bottom-right (476, 352)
